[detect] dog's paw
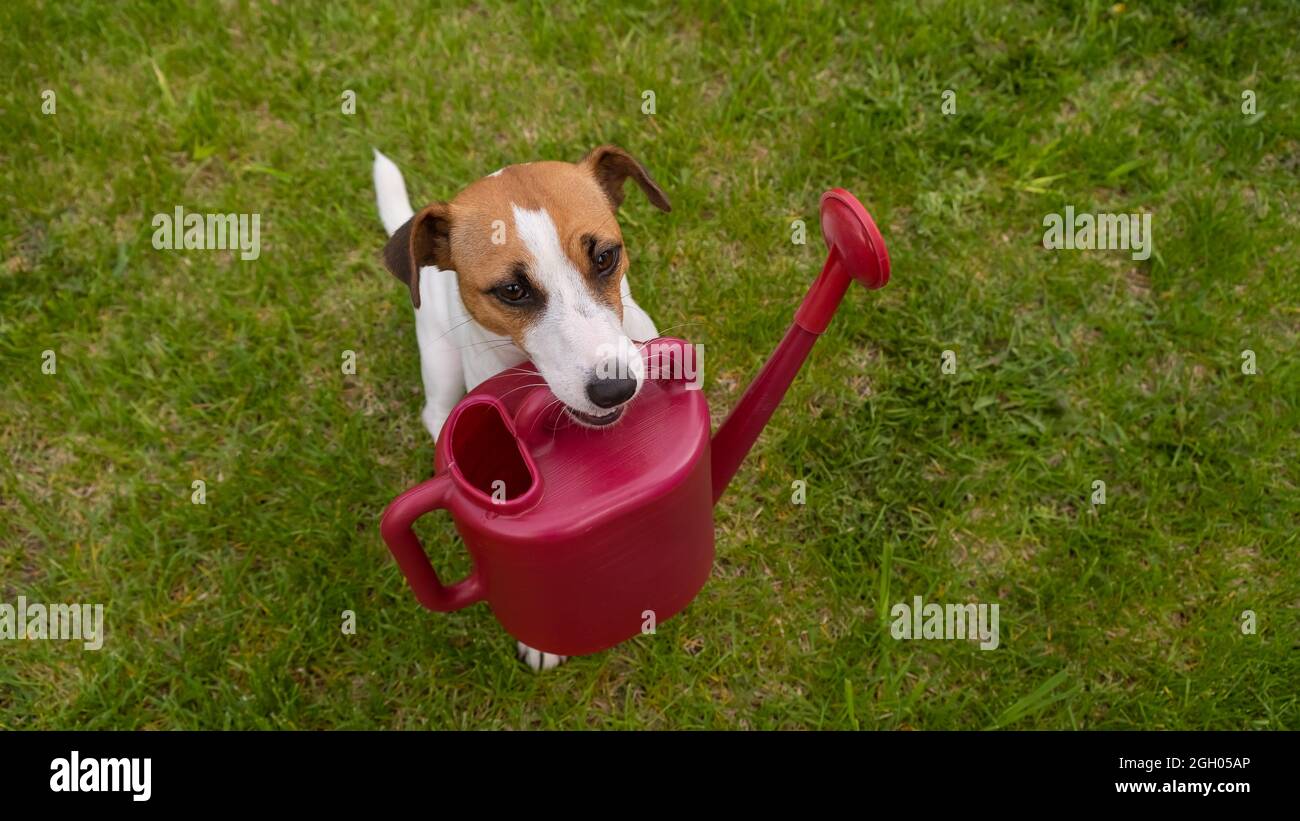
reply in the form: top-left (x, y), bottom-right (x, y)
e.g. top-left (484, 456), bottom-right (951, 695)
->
top-left (422, 406), bottom-right (448, 443)
top-left (516, 640), bottom-right (567, 671)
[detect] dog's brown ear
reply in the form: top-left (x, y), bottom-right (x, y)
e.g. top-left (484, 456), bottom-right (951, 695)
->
top-left (382, 203), bottom-right (453, 308)
top-left (582, 145), bottom-right (671, 213)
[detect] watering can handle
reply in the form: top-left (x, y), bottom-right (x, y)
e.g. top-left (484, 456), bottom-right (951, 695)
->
top-left (379, 473), bottom-right (486, 612)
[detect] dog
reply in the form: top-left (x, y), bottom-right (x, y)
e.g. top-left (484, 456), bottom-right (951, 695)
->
top-left (373, 146), bottom-right (671, 670)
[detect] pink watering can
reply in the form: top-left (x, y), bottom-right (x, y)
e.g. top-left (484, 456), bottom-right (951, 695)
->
top-left (381, 189), bottom-right (890, 657)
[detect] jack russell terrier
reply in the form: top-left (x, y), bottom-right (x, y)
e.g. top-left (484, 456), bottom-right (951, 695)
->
top-left (373, 145), bottom-right (671, 671)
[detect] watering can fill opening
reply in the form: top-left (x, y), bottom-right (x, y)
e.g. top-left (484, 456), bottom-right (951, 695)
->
top-left (445, 396), bottom-right (543, 514)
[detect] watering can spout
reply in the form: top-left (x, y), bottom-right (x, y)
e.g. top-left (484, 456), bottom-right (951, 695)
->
top-left (710, 189), bottom-right (891, 504)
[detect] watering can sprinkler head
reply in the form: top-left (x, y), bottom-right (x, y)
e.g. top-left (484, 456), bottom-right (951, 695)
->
top-left (710, 188), bottom-right (891, 502)
top-left (821, 188), bottom-right (891, 290)
top-left (792, 188), bottom-right (891, 334)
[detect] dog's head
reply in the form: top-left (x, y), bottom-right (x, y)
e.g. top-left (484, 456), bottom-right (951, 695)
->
top-left (383, 145), bottom-right (671, 427)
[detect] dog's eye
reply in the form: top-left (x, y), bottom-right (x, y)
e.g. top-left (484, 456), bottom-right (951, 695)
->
top-left (593, 246), bottom-right (621, 277)
top-left (494, 282), bottom-right (531, 304)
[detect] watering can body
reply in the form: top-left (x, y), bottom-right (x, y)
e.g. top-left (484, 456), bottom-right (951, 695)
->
top-left (381, 340), bottom-right (716, 657)
top-left (381, 188), bottom-right (891, 659)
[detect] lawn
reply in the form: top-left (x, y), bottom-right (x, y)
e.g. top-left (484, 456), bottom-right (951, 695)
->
top-left (1, 0), bottom-right (1297, 729)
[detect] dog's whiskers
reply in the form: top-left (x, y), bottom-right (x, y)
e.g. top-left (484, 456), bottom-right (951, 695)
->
top-left (525, 397), bottom-right (568, 442)
top-left (451, 339), bottom-right (518, 353)
top-left (633, 320), bottom-right (701, 348)
top-left (494, 382), bottom-right (550, 402)
top-left (429, 316), bottom-right (477, 345)
top-left (548, 399), bottom-right (571, 445)
top-left (494, 368), bottom-right (540, 380)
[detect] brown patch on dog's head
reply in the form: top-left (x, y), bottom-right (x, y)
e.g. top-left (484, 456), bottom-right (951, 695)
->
top-left (442, 159), bottom-right (629, 339)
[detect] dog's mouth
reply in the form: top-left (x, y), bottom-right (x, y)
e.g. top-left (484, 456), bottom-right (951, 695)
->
top-left (565, 406), bottom-right (625, 427)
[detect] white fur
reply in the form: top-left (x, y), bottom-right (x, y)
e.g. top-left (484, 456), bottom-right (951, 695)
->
top-left (374, 151), bottom-right (660, 672)
top-left (512, 205), bottom-right (645, 417)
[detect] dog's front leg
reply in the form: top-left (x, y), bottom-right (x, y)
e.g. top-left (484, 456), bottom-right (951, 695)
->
top-left (413, 266), bottom-right (466, 442)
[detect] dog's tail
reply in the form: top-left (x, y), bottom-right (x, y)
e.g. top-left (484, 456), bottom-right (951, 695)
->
top-left (373, 149), bottom-right (415, 237)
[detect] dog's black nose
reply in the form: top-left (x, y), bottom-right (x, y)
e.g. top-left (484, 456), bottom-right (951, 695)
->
top-left (586, 376), bottom-right (637, 409)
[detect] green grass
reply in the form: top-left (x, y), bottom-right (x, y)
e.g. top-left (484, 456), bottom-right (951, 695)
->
top-left (2, 0), bottom-right (1297, 729)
